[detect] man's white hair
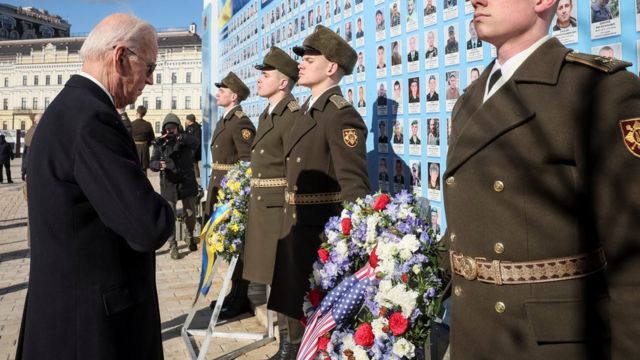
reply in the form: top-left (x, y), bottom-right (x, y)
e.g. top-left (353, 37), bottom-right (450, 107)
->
top-left (80, 14), bottom-right (157, 62)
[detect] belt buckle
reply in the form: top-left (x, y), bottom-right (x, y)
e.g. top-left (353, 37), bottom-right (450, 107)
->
top-left (284, 191), bottom-right (290, 203)
top-left (460, 256), bottom-right (478, 281)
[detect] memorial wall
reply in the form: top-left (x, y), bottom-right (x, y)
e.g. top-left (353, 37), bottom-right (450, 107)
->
top-left (203, 0), bottom-right (640, 236)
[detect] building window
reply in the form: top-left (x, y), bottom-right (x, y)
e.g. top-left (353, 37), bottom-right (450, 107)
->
top-left (22, 75), bottom-right (27, 86)
top-left (34, 75), bottom-right (39, 86)
top-left (155, 122), bottom-right (161, 133)
top-left (171, 72), bottom-right (177, 84)
top-left (20, 121), bottom-right (25, 130)
top-left (186, 72), bottom-right (192, 83)
top-left (21, 97), bottom-right (26, 110)
top-left (32, 98), bottom-right (38, 110)
top-left (45, 75), bottom-right (50, 85)
top-left (57, 75), bottom-right (63, 84)
top-left (185, 96), bottom-right (191, 110)
top-left (2, 122), bottom-right (6, 130)
top-left (44, 97), bottom-right (50, 109)
top-left (156, 97), bottom-right (162, 110)
top-left (156, 73), bottom-right (162, 84)
top-left (4, 77), bottom-right (8, 87)
top-left (2, 99), bottom-right (7, 110)
top-left (171, 96), bottom-right (176, 110)
top-left (143, 97), bottom-right (148, 109)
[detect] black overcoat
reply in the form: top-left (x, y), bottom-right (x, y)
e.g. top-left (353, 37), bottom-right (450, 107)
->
top-left (17, 75), bottom-right (174, 360)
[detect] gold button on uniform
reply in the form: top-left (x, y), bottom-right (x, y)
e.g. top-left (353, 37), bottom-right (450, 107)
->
top-left (446, 176), bottom-right (455, 185)
top-left (494, 242), bottom-right (505, 254)
top-left (260, 149), bottom-right (265, 154)
top-left (257, 195), bottom-right (262, 201)
top-left (495, 301), bottom-right (506, 313)
top-left (252, 149), bottom-right (255, 153)
top-left (292, 213), bottom-right (296, 219)
top-left (454, 286), bottom-right (462, 296)
top-left (215, 144), bottom-right (218, 148)
top-left (493, 180), bottom-right (505, 192)
top-left (213, 176), bottom-right (217, 180)
top-left (450, 233), bottom-right (456, 242)
top-left (286, 157), bottom-right (290, 161)
top-left (258, 173), bottom-right (262, 178)
top-left (296, 157), bottom-right (301, 163)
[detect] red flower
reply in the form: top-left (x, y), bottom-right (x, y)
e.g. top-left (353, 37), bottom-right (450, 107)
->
top-left (379, 306), bottom-right (388, 317)
top-left (318, 333), bottom-right (331, 351)
top-left (401, 273), bottom-right (409, 283)
top-left (318, 248), bottom-right (330, 263)
top-left (369, 246), bottom-right (379, 268)
top-left (354, 323), bottom-right (375, 347)
top-left (389, 312), bottom-right (409, 336)
top-left (308, 288), bottom-right (325, 307)
top-left (341, 217), bottom-right (352, 235)
top-left (373, 193), bottom-right (391, 211)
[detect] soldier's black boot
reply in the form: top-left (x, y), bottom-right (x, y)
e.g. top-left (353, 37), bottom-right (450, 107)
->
top-left (188, 237), bottom-right (198, 251)
top-left (217, 279), bottom-right (251, 320)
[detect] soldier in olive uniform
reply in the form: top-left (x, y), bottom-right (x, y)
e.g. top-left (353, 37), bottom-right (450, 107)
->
top-left (268, 25), bottom-right (371, 358)
top-left (131, 105), bottom-right (155, 174)
top-left (243, 47), bottom-right (300, 360)
top-left (205, 71), bottom-right (256, 318)
top-left (445, 1), bottom-right (640, 359)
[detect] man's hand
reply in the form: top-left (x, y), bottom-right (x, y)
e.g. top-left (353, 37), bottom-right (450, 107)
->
top-left (160, 160), bottom-right (166, 171)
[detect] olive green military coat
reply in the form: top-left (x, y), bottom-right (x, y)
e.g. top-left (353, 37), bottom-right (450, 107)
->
top-left (243, 95), bottom-right (300, 285)
top-left (444, 38), bottom-right (640, 359)
top-left (204, 105), bottom-right (255, 216)
top-left (268, 86), bottom-right (371, 319)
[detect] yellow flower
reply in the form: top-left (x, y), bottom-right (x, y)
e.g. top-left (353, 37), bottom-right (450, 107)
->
top-left (229, 223), bottom-right (240, 233)
top-left (232, 209), bottom-right (242, 218)
top-left (246, 167), bottom-right (252, 176)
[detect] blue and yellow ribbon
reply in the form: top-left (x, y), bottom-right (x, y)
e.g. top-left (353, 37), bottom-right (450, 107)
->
top-left (197, 202), bottom-right (231, 296)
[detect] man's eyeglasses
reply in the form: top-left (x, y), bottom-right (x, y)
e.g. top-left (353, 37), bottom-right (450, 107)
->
top-left (122, 47), bottom-right (156, 76)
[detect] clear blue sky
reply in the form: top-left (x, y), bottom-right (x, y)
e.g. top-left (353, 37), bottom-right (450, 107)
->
top-left (7, 0), bottom-right (204, 35)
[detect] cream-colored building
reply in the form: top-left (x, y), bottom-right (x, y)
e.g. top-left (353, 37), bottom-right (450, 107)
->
top-left (0, 25), bottom-right (202, 133)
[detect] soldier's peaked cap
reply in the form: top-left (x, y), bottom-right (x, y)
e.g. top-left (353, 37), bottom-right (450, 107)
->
top-left (215, 71), bottom-right (250, 101)
top-left (255, 46), bottom-right (300, 81)
top-left (293, 25), bottom-right (358, 75)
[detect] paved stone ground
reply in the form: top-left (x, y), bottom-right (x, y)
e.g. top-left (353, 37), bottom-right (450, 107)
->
top-left (0, 159), bottom-right (277, 360)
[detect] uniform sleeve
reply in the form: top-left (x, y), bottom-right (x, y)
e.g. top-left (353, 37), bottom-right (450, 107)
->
top-left (73, 114), bottom-right (174, 252)
top-left (589, 70), bottom-right (640, 357)
top-left (232, 116), bottom-right (255, 161)
top-left (327, 106), bottom-right (371, 201)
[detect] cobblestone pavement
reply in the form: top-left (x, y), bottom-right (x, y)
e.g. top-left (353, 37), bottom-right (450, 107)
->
top-left (0, 159), bottom-right (277, 360)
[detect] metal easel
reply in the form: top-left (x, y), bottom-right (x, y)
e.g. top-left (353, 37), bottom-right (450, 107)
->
top-left (181, 255), bottom-right (276, 359)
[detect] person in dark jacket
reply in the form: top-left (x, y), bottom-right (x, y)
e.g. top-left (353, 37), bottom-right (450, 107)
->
top-left (131, 105), bottom-right (155, 174)
top-left (117, 108), bottom-right (132, 135)
top-left (0, 133), bottom-right (14, 183)
top-left (17, 13), bottom-right (174, 360)
top-left (150, 113), bottom-right (199, 259)
top-left (184, 113), bottom-right (202, 179)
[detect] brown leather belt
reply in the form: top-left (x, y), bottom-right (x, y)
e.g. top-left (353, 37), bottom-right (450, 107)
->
top-left (450, 248), bottom-right (606, 285)
top-left (211, 163), bottom-right (234, 171)
top-left (284, 191), bottom-right (342, 205)
top-left (250, 178), bottom-right (287, 188)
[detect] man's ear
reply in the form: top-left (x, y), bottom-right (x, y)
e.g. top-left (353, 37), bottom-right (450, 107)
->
top-left (114, 45), bottom-right (128, 75)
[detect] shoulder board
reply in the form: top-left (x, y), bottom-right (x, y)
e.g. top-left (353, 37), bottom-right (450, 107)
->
top-left (329, 94), bottom-right (352, 110)
top-left (287, 100), bottom-right (301, 112)
top-left (234, 110), bottom-right (247, 118)
top-left (565, 51), bottom-right (631, 73)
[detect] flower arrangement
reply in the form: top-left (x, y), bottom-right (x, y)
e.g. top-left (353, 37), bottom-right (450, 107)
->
top-left (303, 191), bottom-right (445, 360)
top-left (202, 161), bottom-right (252, 262)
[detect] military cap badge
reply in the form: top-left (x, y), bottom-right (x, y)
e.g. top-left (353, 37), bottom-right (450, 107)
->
top-left (343, 128), bottom-right (358, 148)
top-left (620, 118), bottom-right (640, 158)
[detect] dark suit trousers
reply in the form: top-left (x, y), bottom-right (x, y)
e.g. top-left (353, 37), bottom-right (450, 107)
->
top-left (0, 160), bottom-right (11, 182)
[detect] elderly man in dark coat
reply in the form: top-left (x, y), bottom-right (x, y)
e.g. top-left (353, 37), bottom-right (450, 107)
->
top-left (16, 13), bottom-right (174, 360)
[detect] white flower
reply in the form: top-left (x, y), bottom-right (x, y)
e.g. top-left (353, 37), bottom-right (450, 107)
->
top-left (366, 214), bottom-right (380, 245)
top-left (379, 279), bottom-right (393, 292)
top-left (341, 333), bottom-right (356, 354)
top-left (399, 234), bottom-right (420, 253)
top-left (374, 283), bottom-right (419, 317)
top-left (313, 267), bottom-right (322, 284)
top-left (392, 338), bottom-right (415, 358)
top-left (326, 231), bottom-right (339, 244)
top-left (399, 249), bottom-right (413, 261)
top-left (341, 209), bottom-right (351, 218)
top-left (371, 317), bottom-right (389, 338)
top-left (335, 241), bottom-right (349, 257)
top-left (412, 264), bottom-right (421, 274)
top-left (352, 346), bottom-right (370, 360)
top-left (397, 205), bottom-right (411, 220)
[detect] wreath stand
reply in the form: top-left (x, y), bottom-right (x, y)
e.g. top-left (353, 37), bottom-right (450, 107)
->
top-left (182, 255), bottom-right (276, 359)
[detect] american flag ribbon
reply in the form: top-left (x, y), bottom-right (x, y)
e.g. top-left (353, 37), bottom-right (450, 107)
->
top-left (297, 263), bottom-right (376, 360)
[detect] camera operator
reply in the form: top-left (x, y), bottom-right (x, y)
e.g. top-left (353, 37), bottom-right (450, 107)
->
top-left (149, 113), bottom-right (199, 260)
